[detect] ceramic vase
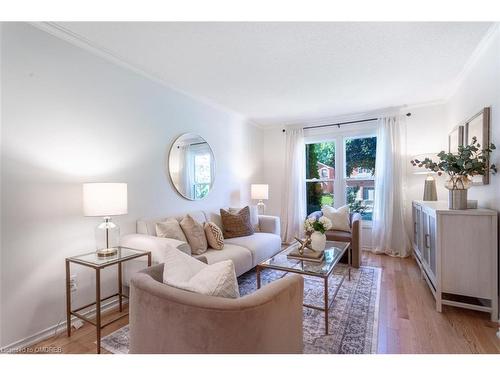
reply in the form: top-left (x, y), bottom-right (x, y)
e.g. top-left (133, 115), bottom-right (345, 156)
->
top-left (310, 231), bottom-right (326, 252)
top-left (445, 176), bottom-right (471, 210)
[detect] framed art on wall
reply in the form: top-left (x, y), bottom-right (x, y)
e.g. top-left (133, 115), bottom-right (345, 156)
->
top-left (464, 107), bottom-right (491, 185)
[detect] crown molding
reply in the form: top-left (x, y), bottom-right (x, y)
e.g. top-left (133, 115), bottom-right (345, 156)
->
top-left (29, 22), bottom-right (254, 127)
top-left (445, 22), bottom-right (500, 101)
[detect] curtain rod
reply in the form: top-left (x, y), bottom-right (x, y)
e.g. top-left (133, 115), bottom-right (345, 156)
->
top-left (281, 112), bottom-right (411, 132)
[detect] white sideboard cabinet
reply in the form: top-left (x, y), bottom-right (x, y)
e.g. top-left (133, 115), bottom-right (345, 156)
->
top-left (411, 200), bottom-right (498, 321)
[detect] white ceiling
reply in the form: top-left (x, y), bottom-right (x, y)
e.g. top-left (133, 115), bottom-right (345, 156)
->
top-left (55, 22), bottom-right (492, 127)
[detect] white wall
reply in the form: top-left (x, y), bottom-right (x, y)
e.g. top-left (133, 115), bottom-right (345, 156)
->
top-left (446, 26), bottom-right (500, 210)
top-left (0, 23), bottom-right (263, 348)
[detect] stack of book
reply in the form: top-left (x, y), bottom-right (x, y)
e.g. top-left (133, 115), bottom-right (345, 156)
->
top-left (287, 248), bottom-right (324, 263)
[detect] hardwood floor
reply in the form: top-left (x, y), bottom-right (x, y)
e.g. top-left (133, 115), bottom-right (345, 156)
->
top-left (28, 252), bottom-right (500, 354)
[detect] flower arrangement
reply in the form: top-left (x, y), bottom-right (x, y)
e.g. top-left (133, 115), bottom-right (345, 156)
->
top-left (304, 216), bottom-right (332, 234)
top-left (410, 137), bottom-right (497, 184)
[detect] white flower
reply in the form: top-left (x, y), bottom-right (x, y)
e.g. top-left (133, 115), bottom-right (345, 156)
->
top-left (319, 216), bottom-right (332, 230)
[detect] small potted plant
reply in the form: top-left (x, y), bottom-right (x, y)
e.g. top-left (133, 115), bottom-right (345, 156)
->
top-left (304, 216), bottom-right (332, 251)
top-left (410, 137), bottom-right (496, 209)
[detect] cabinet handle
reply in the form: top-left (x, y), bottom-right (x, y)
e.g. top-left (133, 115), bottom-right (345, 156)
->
top-left (424, 234), bottom-right (430, 248)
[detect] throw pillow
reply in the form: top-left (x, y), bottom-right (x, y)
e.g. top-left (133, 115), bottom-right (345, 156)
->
top-left (220, 206), bottom-right (255, 239)
top-left (229, 205), bottom-right (260, 232)
top-left (321, 205), bottom-right (351, 232)
top-left (163, 247), bottom-right (239, 299)
top-left (179, 214), bottom-right (208, 255)
top-left (156, 218), bottom-right (190, 243)
top-left (204, 221), bottom-right (224, 250)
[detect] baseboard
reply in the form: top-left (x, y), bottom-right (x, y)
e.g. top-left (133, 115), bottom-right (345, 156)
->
top-left (0, 297), bottom-right (125, 353)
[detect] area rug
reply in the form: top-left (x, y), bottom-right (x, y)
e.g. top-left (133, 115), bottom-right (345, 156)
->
top-left (101, 264), bottom-right (381, 354)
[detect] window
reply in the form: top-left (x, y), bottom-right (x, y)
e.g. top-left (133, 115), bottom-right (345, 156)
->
top-left (305, 142), bottom-right (335, 214)
top-left (305, 133), bottom-right (377, 220)
top-left (193, 152), bottom-right (211, 200)
top-left (344, 136), bottom-right (377, 220)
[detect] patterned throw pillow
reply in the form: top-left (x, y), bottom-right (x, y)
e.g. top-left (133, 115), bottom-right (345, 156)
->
top-left (220, 206), bottom-right (255, 239)
top-left (204, 222), bottom-right (224, 250)
top-left (179, 214), bottom-right (208, 255)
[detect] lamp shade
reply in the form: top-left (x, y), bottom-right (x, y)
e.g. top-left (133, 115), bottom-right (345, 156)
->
top-left (251, 184), bottom-right (269, 200)
top-left (411, 153), bottom-right (438, 175)
top-left (83, 183), bottom-right (128, 217)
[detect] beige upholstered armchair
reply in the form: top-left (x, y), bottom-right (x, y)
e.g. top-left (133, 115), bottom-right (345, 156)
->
top-left (129, 264), bottom-right (304, 354)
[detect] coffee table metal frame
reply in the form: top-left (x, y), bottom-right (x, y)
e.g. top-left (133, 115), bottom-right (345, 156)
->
top-left (65, 246), bottom-right (151, 354)
top-left (256, 241), bottom-right (351, 335)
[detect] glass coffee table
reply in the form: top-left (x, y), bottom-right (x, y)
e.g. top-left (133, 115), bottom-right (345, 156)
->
top-left (256, 241), bottom-right (351, 334)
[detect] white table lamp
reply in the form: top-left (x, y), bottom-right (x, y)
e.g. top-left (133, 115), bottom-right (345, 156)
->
top-left (83, 183), bottom-right (128, 257)
top-left (251, 184), bottom-right (269, 214)
top-left (411, 154), bottom-right (438, 201)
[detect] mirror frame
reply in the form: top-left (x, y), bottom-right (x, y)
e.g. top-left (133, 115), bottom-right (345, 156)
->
top-left (167, 133), bottom-right (216, 200)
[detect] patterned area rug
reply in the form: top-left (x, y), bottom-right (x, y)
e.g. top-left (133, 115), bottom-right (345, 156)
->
top-left (101, 264), bottom-right (381, 354)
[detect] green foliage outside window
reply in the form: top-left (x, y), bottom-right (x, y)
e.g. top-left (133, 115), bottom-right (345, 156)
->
top-left (345, 137), bottom-right (377, 177)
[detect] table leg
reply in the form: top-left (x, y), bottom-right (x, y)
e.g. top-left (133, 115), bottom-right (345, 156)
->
top-left (256, 266), bottom-right (261, 289)
top-left (65, 260), bottom-right (71, 337)
top-left (324, 276), bottom-right (329, 335)
top-left (118, 262), bottom-right (123, 312)
top-left (348, 246), bottom-right (352, 281)
top-left (147, 253), bottom-right (152, 267)
top-left (95, 268), bottom-right (101, 354)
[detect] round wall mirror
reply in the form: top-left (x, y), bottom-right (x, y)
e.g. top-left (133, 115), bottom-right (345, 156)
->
top-left (168, 133), bottom-right (215, 200)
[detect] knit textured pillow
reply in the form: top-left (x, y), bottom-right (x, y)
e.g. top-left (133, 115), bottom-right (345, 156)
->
top-left (220, 206), bottom-right (255, 239)
top-left (204, 222), bottom-right (224, 250)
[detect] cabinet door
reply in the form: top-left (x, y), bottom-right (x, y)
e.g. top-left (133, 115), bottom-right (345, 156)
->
top-left (428, 215), bottom-right (437, 277)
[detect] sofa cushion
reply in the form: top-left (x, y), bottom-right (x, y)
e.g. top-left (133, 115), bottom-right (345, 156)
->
top-left (225, 232), bottom-right (281, 265)
top-left (203, 244), bottom-right (253, 277)
top-left (325, 230), bottom-right (352, 243)
top-left (137, 211), bottom-right (207, 236)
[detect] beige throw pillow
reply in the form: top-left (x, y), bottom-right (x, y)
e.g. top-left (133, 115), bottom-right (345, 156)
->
top-left (321, 205), bottom-right (351, 232)
top-left (220, 206), bottom-right (255, 239)
top-left (229, 205), bottom-right (259, 232)
top-left (156, 218), bottom-right (188, 242)
top-left (204, 222), bottom-right (224, 250)
top-left (162, 246), bottom-right (239, 299)
top-left (180, 214), bottom-right (208, 255)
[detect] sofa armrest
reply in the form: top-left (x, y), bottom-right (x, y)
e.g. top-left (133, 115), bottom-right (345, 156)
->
top-left (258, 215), bottom-right (281, 236)
top-left (120, 233), bottom-right (191, 263)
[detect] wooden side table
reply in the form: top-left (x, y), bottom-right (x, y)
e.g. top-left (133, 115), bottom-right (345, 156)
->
top-left (65, 246), bottom-right (151, 353)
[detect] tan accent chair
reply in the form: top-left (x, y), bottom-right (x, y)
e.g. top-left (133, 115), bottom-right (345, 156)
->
top-left (129, 264), bottom-right (304, 354)
top-left (308, 211), bottom-right (362, 268)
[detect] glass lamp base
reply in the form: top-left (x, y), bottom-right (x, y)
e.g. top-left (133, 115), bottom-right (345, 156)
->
top-left (95, 217), bottom-right (120, 254)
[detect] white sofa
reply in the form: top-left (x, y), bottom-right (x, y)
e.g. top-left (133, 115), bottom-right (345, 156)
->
top-left (120, 210), bottom-right (281, 277)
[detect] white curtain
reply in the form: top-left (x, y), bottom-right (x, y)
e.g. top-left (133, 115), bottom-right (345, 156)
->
top-left (281, 128), bottom-right (307, 244)
top-left (371, 115), bottom-right (410, 257)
